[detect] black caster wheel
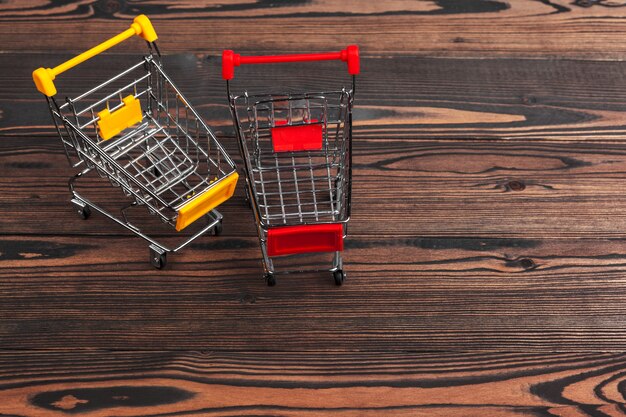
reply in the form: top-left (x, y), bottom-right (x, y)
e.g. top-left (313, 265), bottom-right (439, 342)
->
top-left (333, 270), bottom-right (346, 286)
top-left (78, 205), bottom-right (91, 220)
top-left (72, 199), bottom-right (91, 220)
top-left (150, 248), bottom-right (167, 269)
top-left (212, 220), bottom-right (223, 236)
top-left (265, 274), bottom-right (276, 287)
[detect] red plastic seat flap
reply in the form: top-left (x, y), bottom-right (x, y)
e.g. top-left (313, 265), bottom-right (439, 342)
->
top-left (271, 120), bottom-right (323, 152)
top-left (266, 223), bottom-right (343, 257)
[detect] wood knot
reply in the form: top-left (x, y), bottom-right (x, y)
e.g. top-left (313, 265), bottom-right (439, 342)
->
top-left (575, 0), bottom-right (596, 7)
top-left (519, 258), bottom-right (536, 270)
top-left (95, 0), bottom-right (125, 15)
top-left (507, 180), bottom-right (526, 192)
top-left (33, 386), bottom-right (195, 412)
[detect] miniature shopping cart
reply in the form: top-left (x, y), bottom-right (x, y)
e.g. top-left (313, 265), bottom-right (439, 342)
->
top-left (32, 15), bottom-right (238, 268)
top-left (223, 46), bottom-right (359, 286)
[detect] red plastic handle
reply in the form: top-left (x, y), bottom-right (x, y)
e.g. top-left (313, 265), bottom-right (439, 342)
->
top-left (222, 45), bottom-right (359, 80)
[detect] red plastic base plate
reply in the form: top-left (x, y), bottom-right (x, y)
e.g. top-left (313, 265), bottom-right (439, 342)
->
top-left (266, 223), bottom-right (344, 257)
top-left (271, 120), bottom-right (323, 152)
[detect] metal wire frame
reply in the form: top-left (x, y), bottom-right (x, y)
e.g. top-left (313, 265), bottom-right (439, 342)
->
top-left (227, 78), bottom-right (355, 280)
top-left (47, 53), bottom-right (237, 228)
top-left (42, 46), bottom-right (237, 265)
top-left (229, 89), bottom-right (353, 229)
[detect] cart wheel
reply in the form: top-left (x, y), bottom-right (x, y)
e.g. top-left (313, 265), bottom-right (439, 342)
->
top-left (265, 273), bottom-right (276, 287)
top-left (78, 205), bottom-right (91, 220)
top-left (72, 199), bottom-right (91, 220)
top-left (150, 248), bottom-right (167, 269)
top-left (333, 270), bottom-right (346, 286)
top-left (213, 220), bottom-right (223, 236)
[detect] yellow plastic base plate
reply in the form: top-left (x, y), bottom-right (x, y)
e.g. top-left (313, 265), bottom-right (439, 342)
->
top-left (97, 95), bottom-right (143, 141)
top-left (175, 172), bottom-right (239, 231)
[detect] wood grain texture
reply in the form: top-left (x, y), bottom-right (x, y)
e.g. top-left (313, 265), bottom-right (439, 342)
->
top-left (1, 0), bottom-right (626, 58)
top-left (0, 351), bottom-right (626, 416)
top-left (6, 54), bottom-right (626, 141)
top-left (3, 3), bottom-right (626, 409)
top-left (3, 233), bottom-right (626, 350)
top-left (6, 136), bottom-right (626, 238)
top-left (3, 53), bottom-right (626, 350)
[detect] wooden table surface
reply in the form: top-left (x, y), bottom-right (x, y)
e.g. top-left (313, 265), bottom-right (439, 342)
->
top-left (2, 0), bottom-right (626, 415)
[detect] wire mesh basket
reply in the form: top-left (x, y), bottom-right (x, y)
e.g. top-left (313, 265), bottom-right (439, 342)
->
top-left (224, 46), bottom-right (359, 286)
top-left (33, 15), bottom-right (238, 268)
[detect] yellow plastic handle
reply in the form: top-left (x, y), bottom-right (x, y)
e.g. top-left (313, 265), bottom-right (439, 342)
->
top-left (33, 15), bottom-right (158, 97)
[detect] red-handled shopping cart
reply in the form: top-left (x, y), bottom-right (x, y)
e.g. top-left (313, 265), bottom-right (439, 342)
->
top-left (224, 46), bottom-right (359, 286)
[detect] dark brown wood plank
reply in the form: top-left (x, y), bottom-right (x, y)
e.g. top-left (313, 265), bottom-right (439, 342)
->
top-left (0, 350), bottom-right (625, 416)
top-left (4, 3), bottom-right (626, 413)
top-left (5, 137), bottom-right (626, 238)
top-left (1, 1), bottom-right (626, 58)
top-left (6, 54), bottom-right (626, 141)
top-left (2, 233), bottom-right (626, 350)
top-left (5, 54), bottom-right (626, 237)
top-left (3, 53), bottom-right (626, 350)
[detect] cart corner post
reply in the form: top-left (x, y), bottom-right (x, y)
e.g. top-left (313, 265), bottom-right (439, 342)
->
top-left (132, 14), bottom-right (158, 43)
top-left (342, 45), bottom-right (360, 75)
top-left (222, 50), bottom-right (240, 80)
top-left (32, 67), bottom-right (57, 97)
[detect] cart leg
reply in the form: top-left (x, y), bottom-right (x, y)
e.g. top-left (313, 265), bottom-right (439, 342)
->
top-left (149, 244), bottom-right (167, 269)
top-left (259, 239), bottom-right (275, 286)
top-left (205, 210), bottom-right (224, 236)
top-left (213, 219), bottom-right (224, 236)
top-left (71, 198), bottom-right (91, 220)
top-left (265, 273), bottom-right (276, 287)
top-left (244, 181), bottom-right (253, 209)
top-left (332, 251), bottom-right (345, 286)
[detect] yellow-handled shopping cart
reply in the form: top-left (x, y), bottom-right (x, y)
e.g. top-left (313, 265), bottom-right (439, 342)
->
top-left (33, 15), bottom-right (238, 268)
